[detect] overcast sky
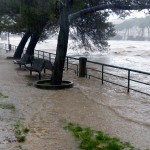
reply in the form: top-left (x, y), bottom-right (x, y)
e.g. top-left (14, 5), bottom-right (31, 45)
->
top-left (109, 10), bottom-right (148, 23)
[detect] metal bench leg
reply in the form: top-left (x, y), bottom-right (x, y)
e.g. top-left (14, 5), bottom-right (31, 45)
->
top-left (44, 68), bottom-right (46, 74)
top-left (30, 70), bottom-right (32, 75)
top-left (39, 73), bottom-right (41, 80)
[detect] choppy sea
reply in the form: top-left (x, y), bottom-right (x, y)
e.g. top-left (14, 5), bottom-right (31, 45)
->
top-left (3, 37), bottom-right (150, 71)
top-left (1, 37), bottom-right (150, 71)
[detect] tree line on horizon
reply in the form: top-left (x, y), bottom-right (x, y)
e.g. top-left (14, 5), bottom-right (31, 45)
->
top-left (112, 15), bottom-right (150, 41)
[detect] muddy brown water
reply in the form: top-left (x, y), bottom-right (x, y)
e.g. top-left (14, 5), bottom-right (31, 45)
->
top-left (0, 51), bottom-right (150, 150)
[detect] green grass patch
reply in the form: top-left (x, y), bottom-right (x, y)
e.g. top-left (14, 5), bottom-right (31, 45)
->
top-left (40, 82), bottom-right (68, 86)
top-left (17, 136), bottom-right (26, 143)
top-left (64, 123), bottom-right (141, 150)
top-left (14, 120), bottom-right (30, 143)
top-left (41, 82), bottom-right (51, 86)
top-left (0, 92), bottom-right (8, 98)
top-left (0, 103), bottom-right (15, 111)
top-left (23, 127), bottom-right (30, 134)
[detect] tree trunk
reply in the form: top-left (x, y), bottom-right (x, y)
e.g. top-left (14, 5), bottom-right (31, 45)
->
top-left (13, 30), bottom-right (31, 59)
top-left (25, 33), bottom-right (40, 56)
top-left (51, 0), bottom-right (69, 85)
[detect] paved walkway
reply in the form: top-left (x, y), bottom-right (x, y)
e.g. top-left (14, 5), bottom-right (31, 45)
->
top-left (0, 51), bottom-right (150, 150)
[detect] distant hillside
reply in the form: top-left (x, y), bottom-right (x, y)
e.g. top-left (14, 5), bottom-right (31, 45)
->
top-left (111, 16), bottom-right (150, 41)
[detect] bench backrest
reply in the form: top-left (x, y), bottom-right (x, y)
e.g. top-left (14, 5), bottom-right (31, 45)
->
top-left (21, 54), bottom-right (31, 64)
top-left (44, 60), bottom-right (54, 71)
top-left (32, 59), bottom-right (45, 72)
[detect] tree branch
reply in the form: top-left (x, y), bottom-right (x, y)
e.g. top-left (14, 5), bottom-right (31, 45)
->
top-left (69, 3), bottom-right (150, 23)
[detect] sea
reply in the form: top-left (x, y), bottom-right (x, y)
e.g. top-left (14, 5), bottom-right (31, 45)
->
top-left (2, 36), bottom-right (150, 71)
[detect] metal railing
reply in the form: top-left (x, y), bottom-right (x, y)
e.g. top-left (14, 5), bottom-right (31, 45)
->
top-left (28, 49), bottom-right (150, 96)
top-left (1, 43), bottom-right (150, 96)
top-left (0, 43), bottom-right (17, 51)
top-left (86, 60), bottom-right (150, 96)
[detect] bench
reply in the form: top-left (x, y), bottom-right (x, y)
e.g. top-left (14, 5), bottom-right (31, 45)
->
top-left (25, 58), bottom-right (45, 80)
top-left (44, 60), bottom-right (54, 73)
top-left (13, 54), bottom-right (33, 68)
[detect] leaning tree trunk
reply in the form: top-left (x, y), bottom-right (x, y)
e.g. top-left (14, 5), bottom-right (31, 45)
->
top-left (51, 0), bottom-right (69, 85)
top-left (25, 33), bottom-right (40, 56)
top-left (13, 30), bottom-right (31, 59)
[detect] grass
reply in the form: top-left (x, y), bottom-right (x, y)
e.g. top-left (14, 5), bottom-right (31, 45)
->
top-left (23, 127), bottom-right (30, 133)
top-left (14, 120), bottom-right (30, 143)
top-left (0, 92), bottom-right (8, 98)
top-left (40, 81), bottom-right (68, 86)
top-left (41, 82), bottom-right (51, 86)
top-left (64, 123), bottom-right (143, 150)
top-left (17, 136), bottom-right (26, 143)
top-left (0, 103), bottom-right (15, 111)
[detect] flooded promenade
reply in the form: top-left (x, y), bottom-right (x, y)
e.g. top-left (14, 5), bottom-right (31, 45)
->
top-left (0, 50), bottom-right (150, 150)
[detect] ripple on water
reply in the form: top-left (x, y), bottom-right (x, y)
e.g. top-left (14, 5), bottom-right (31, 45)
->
top-left (77, 82), bottom-right (150, 128)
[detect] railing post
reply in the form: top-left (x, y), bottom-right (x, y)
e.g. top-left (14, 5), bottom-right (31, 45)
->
top-left (43, 51), bottom-right (44, 59)
top-left (79, 57), bottom-right (87, 77)
top-left (9, 44), bottom-right (11, 51)
top-left (66, 57), bottom-right (69, 70)
top-left (128, 70), bottom-right (130, 92)
top-left (102, 65), bottom-right (104, 84)
top-left (5, 44), bottom-right (7, 51)
top-left (38, 51), bottom-right (39, 58)
top-left (77, 65), bottom-right (78, 76)
top-left (49, 53), bottom-right (51, 61)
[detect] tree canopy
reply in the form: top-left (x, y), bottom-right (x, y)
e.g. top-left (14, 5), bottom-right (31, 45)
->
top-left (0, 0), bottom-right (116, 51)
top-left (1, 0), bottom-right (150, 85)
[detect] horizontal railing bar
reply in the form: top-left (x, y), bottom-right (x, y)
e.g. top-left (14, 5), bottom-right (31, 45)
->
top-left (88, 74), bottom-right (127, 88)
top-left (129, 88), bottom-right (150, 96)
top-left (87, 67), bottom-right (101, 73)
top-left (35, 49), bottom-right (54, 54)
top-left (66, 56), bottom-right (79, 60)
top-left (130, 79), bottom-right (150, 86)
top-left (67, 63), bottom-right (78, 66)
top-left (87, 66), bottom-right (150, 87)
top-left (87, 68), bottom-right (128, 80)
top-left (104, 72), bottom-right (128, 80)
top-left (87, 60), bottom-right (150, 75)
top-left (103, 79), bottom-right (127, 88)
top-left (89, 75), bottom-right (101, 80)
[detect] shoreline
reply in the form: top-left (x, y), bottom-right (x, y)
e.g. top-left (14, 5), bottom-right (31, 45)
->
top-left (0, 51), bottom-right (150, 149)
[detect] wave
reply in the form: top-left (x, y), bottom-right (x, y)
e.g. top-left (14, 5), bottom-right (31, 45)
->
top-left (126, 46), bottom-right (136, 48)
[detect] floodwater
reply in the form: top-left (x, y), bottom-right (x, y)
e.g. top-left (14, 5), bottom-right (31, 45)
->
top-left (0, 37), bottom-right (150, 149)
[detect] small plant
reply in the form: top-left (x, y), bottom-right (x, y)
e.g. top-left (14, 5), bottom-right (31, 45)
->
top-left (0, 103), bottom-right (15, 111)
top-left (23, 128), bottom-right (30, 133)
top-left (0, 92), bottom-right (8, 98)
top-left (14, 120), bottom-right (30, 143)
top-left (15, 129), bottom-right (21, 135)
top-left (17, 136), bottom-right (26, 143)
top-left (64, 123), bottom-right (140, 150)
